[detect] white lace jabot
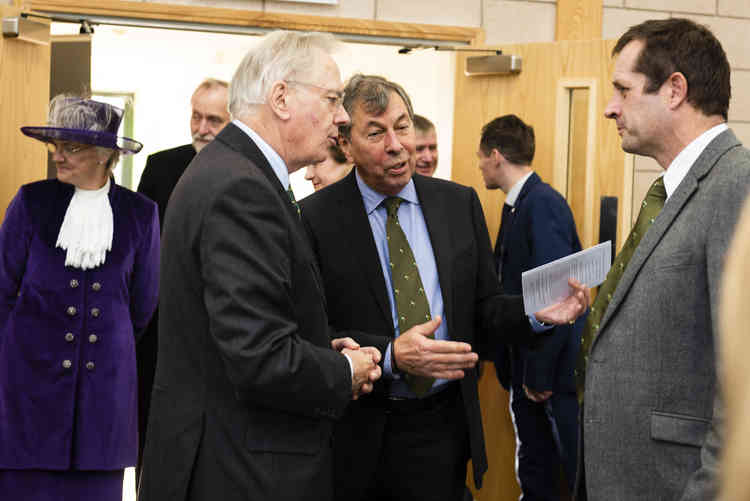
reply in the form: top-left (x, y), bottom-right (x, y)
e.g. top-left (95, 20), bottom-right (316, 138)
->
top-left (56, 178), bottom-right (113, 270)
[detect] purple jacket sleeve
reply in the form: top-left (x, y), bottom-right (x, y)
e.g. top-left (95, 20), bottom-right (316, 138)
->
top-left (130, 202), bottom-right (160, 340)
top-left (0, 189), bottom-right (32, 328)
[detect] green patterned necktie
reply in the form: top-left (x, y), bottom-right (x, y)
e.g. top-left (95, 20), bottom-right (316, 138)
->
top-left (575, 176), bottom-right (667, 402)
top-left (384, 197), bottom-right (434, 397)
top-left (287, 186), bottom-right (301, 219)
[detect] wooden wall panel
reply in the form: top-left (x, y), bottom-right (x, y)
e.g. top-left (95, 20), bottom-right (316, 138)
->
top-left (0, 5), bottom-right (50, 219)
top-left (454, 38), bottom-right (624, 501)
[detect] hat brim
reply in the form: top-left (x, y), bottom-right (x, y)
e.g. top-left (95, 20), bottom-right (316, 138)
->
top-left (20, 126), bottom-right (143, 154)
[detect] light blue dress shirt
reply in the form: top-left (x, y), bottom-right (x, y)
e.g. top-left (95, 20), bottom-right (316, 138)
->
top-left (355, 171), bottom-right (450, 397)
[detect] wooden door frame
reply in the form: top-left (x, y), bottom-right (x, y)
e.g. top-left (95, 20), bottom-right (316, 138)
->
top-left (16, 0), bottom-right (484, 45)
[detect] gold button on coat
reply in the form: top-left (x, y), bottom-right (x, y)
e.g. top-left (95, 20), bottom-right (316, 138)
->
top-left (66, 306), bottom-right (77, 316)
top-left (65, 332), bottom-right (74, 342)
top-left (88, 334), bottom-right (98, 343)
top-left (91, 282), bottom-right (101, 291)
top-left (90, 308), bottom-right (100, 318)
top-left (62, 360), bottom-right (72, 369)
top-left (86, 361), bottom-right (95, 370)
top-left (69, 279), bottom-right (79, 288)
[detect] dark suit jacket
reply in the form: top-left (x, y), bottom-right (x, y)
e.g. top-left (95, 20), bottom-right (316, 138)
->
top-left (137, 143), bottom-right (196, 226)
top-left (300, 171), bottom-right (534, 493)
top-left (138, 123), bottom-right (353, 501)
top-left (493, 172), bottom-right (583, 393)
top-left (135, 143), bottom-right (196, 480)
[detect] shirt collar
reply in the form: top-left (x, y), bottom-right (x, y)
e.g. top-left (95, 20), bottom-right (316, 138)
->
top-left (504, 170), bottom-right (534, 207)
top-left (355, 169), bottom-right (419, 214)
top-left (232, 119), bottom-right (290, 189)
top-left (663, 123), bottom-right (728, 199)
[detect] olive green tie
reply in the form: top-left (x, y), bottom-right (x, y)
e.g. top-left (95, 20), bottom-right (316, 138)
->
top-left (575, 176), bottom-right (667, 402)
top-left (384, 197), bottom-right (434, 396)
top-left (287, 186), bottom-right (301, 219)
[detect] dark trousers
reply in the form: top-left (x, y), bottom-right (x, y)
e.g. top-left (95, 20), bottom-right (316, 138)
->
top-left (360, 386), bottom-right (470, 501)
top-left (510, 386), bottom-right (579, 500)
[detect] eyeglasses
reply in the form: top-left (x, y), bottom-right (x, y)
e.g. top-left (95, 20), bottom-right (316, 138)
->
top-left (47, 142), bottom-right (93, 156)
top-left (287, 80), bottom-right (345, 109)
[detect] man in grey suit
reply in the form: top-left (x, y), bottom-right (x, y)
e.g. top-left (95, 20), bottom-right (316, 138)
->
top-left (577, 18), bottom-right (750, 500)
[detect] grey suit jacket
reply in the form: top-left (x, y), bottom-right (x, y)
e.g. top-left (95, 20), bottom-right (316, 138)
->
top-left (582, 129), bottom-right (750, 500)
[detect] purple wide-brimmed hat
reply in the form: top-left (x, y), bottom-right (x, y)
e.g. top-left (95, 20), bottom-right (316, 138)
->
top-left (21, 97), bottom-right (143, 154)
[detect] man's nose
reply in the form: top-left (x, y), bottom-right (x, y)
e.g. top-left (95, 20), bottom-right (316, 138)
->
top-left (304, 166), bottom-right (315, 180)
top-left (384, 129), bottom-right (403, 154)
top-left (604, 99), bottom-right (619, 119)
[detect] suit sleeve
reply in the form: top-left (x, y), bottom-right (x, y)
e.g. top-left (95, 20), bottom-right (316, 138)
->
top-left (137, 155), bottom-right (157, 199)
top-left (201, 176), bottom-right (351, 419)
top-left (522, 192), bottom-right (580, 391)
top-left (471, 188), bottom-right (534, 355)
top-left (0, 189), bottom-right (32, 328)
top-left (678, 173), bottom-right (750, 500)
top-left (130, 201), bottom-right (160, 341)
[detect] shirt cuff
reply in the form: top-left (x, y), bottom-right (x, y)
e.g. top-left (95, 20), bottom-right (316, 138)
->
top-left (343, 353), bottom-right (354, 382)
top-left (384, 342), bottom-right (401, 379)
top-left (528, 314), bottom-right (554, 333)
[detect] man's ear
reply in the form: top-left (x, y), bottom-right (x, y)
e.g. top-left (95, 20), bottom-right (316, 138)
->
top-left (665, 71), bottom-right (688, 110)
top-left (492, 148), bottom-right (505, 168)
top-left (268, 81), bottom-right (292, 120)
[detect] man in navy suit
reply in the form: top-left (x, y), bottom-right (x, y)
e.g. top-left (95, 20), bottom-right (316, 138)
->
top-left (478, 114), bottom-right (583, 499)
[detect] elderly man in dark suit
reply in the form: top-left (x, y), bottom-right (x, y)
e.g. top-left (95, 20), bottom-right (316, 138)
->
top-left (577, 18), bottom-right (750, 500)
top-left (138, 32), bottom-right (390, 501)
top-left (134, 78), bottom-right (229, 484)
top-left (300, 74), bottom-right (589, 501)
top-left (478, 114), bottom-right (583, 499)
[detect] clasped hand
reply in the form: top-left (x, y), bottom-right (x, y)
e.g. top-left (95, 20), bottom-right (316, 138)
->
top-left (331, 337), bottom-right (382, 399)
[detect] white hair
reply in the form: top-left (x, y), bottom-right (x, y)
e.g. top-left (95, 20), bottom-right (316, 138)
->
top-left (228, 30), bottom-right (340, 119)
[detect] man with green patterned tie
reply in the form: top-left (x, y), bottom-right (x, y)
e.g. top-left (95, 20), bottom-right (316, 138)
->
top-left (300, 74), bottom-right (589, 501)
top-left (576, 18), bottom-right (750, 501)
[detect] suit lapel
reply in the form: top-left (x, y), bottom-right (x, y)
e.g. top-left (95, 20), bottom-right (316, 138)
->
top-left (337, 171), bottom-right (394, 327)
top-left (594, 129), bottom-right (741, 341)
top-left (413, 175), bottom-right (455, 338)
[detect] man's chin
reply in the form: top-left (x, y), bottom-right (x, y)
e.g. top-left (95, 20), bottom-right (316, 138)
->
top-left (193, 140), bottom-right (208, 153)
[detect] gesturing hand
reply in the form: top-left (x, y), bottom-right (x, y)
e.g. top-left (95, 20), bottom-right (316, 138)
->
top-left (535, 278), bottom-right (591, 325)
top-left (393, 316), bottom-right (478, 379)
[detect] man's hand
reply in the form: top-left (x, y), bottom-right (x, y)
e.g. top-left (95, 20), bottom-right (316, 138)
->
top-left (343, 346), bottom-right (382, 400)
top-left (393, 316), bottom-right (478, 379)
top-left (332, 337), bottom-right (360, 352)
top-left (535, 278), bottom-right (591, 325)
top-left (523, 385), bottom-right (553, 403)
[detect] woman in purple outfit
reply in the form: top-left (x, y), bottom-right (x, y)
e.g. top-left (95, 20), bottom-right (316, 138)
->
top-left (0, 95), bottom-right (159, 501)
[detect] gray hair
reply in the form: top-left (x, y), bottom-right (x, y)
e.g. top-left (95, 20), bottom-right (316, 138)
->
top-left (48, 93), bottom-right (119, 133)
top-left (339, 74), bottom-right (414, 139)
top-left (229, 30), bottom-right (340, 118)
top-left (193, 78), bottom-right (228, 97)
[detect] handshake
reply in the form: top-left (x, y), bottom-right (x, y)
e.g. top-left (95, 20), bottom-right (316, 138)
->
top-left (331, 316), bottom-right (480, 400)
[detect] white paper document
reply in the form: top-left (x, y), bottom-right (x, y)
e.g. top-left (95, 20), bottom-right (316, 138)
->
top-left (521, 241), bottom-right (612, 314)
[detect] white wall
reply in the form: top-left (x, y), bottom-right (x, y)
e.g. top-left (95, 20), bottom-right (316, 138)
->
top-left (52, 23), bottom-right (455, 199)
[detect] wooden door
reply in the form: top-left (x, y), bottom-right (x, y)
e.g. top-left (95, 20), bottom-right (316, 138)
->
top-left (0, 5), bottom-right (50, 220)
top-left (453, 38), bottom-right (628, 500)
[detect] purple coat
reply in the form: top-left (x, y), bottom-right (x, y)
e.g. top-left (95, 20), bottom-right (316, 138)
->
top-left (0, 179), bottom-right (159, 470)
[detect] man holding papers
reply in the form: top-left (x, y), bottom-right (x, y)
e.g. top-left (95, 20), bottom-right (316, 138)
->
top-left (478, 114), bottom-right (584, 499)
top-left (577, 19), bottom-right (750, 500)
